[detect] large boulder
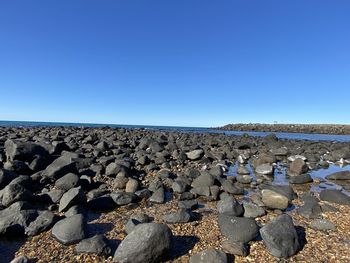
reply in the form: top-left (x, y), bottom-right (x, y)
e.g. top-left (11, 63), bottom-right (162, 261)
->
top-left (113, 223), bottom-right (172, 263)
top-left (218, 214), bottom-right (259, 243)
top-left (42, 156), bottom-right (77, 180)
top-left (51, 214), bottom-right (86, 245)
top-left (5, 139), bottom-right (48, 162)
top-left (0, 202), bottom-right (38, 236)
top-left (260, 214), bottom-right (300, 258)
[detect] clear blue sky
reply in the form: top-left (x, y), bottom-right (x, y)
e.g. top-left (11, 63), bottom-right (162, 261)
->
top-left (0, 1), bottom-right (349, 127)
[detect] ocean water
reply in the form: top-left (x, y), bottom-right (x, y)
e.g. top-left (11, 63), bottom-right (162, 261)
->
top-left (1, 120), bottom-right (350, 142)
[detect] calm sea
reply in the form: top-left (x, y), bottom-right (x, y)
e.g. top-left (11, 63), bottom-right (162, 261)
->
top-left (1, 120), bottom-right (350, 142)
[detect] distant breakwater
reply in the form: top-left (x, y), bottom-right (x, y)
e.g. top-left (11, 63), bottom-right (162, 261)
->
top-left (217, 123), bottom-right (350, 135)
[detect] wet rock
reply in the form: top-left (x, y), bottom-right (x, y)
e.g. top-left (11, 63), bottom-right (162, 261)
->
top-left (76, 234), bottom-right (112, 256)
top-left (189, 248), bottom-right (227, 263)
top-left (309, 219), bottom-right (336, 231)
top-left (325, 171), bottom-right (350, 180)
top-left (113, 223), bottom-right (172, 263)
top-left (262, 189), bottom-right (289, 210)
top-left (255, 163), bottom-right (274, 175)
top-left (243, 202), bottom-right (266, 218)
top-left (289, 158), bottom-right (308, 175)
top-left (218, 214), bottom-right (259, 243)
top-left (58, 187), bottom-right (86, 212)
top-left (186, 149), bottom-right (204, 160)
top-left (52, 214), bottom-right (86, 245)
top-left (222, 240), bottom-right (249, 257)
top-left (54, 173), bottom-right (80, 191)
top-left (289, 174), bottom-right (313, 184)
top-left (163, 209), bottom-right (193, 224)
top-left (237, 165), bottom-right (250, 175)
top-left (260, 214), bottom-right (300, 258)
top-left (319, 189), bottom-right (350, 205)
top-left (25, 210), bottom-right (57, 236)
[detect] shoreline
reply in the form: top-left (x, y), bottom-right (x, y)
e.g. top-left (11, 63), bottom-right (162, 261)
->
top-left (1, 126), bottom-right (350, 262)
top-left (216, 123), bottom-right (350, 135)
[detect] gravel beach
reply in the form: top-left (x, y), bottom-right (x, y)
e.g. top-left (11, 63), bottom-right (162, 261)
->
top-left (0, 126), bottom-right (350, 263)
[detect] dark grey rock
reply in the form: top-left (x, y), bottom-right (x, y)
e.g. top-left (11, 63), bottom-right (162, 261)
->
top-left (111, 192), bottom-right (136, 206)
top-left (65, 205), bottom-right (86, 217)
top-left (87, 195), bottom-right (116, 211)
top-left (51, 214), bottom-right (86, 245)
top-left (325, 171), bottom-right (350, 180)
top-left (178, 199), bottom-right (198, 210)
top-left (0, 202), bottom-right (38, 236)
top-left (149, 187), bottom-right (165, 204)
top-left (221, 180), bottom-right (244, 195)
top-left (42, 156), bottom-right (77, 180)
top-left (1, 183), bottom-right (32, 207)
top-left (289, 174), bottom-right (313, 184)
top-left (125, 213), bottom-right (152, 234)
top-left (222, 240), bottom-right (249, 257)
top-left (55, 173), bottom-right (80, 191)
top-left (189, 248), bottom-right (227, 263)
top-left (319, 189), bottom-right (350, 205)
top-left (218, 214), bottom-right (259, 243)
top-left (163, 209), bottom-right (192, 224)
top-left (76, 234), bottom-right (112, 256)
top-left (58, 187), bottom-right (86, 212)
top-left (25, 210), bottom-right (57, 236)
top-left (260, 214), bottom-right (300, 258)
top-left (309, 219), bottom-right (336, 231)
top-left (217, 196), bottom-right (244, 216)
top-left (243, 202), bottom-right (266, 218)
top-left (5, 139), bottom-right (48, 162)
top-left (113, 223), bottom-right (172, 263)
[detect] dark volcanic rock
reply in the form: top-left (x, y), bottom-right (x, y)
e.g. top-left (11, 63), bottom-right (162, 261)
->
top-left (42, 156), bottom-right (77, 180)
top-left (51, 214), bottom-right (86, 245)
top-left (1, 183), bottom-right (32, 207)
top-left (218, 214), bottom-right (259, 243)
top-left (217, 195), bottom-right (244, 216)
top-left (319, 190), bottom-right (350, 205)
top-left (163, 209), bottom-right (193, 224)
top-left (113, 223), bottom-right (172, 263)
top-left (111, 192), bottom-right (136, 206)
top-left (260, 214), bottom-right (300, 258)
top-left (5, 139), bottom-right (48, 162)
top-left (58, 187), bottom-right (86, 212)
top-left (125, 213), bottom-right (152, 234)
top-left (25, 210), bottom-right (57, 236)
top-left (222, 240), bottom-right (249, 257)
top-left (54, 173), bottom-right (80, 191)
top-left (325, 171), bottom-right (350, 180)
top-left (76, 234), bottom-right (112, 256)
top-left (0, 202), bottom-right (38, 236)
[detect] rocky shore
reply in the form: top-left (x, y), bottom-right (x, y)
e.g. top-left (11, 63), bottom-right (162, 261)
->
top-left (217, 123), bottom-right (350, 135)
top-left (0, 126), bottom-right (350, 262)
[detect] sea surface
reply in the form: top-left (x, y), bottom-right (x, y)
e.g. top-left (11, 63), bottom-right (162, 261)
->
top-left (1, 120), bottom-right (350, 142)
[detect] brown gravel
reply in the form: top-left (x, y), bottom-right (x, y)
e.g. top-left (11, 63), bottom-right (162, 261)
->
top-left (12, 180), bottom-right (350, 263)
